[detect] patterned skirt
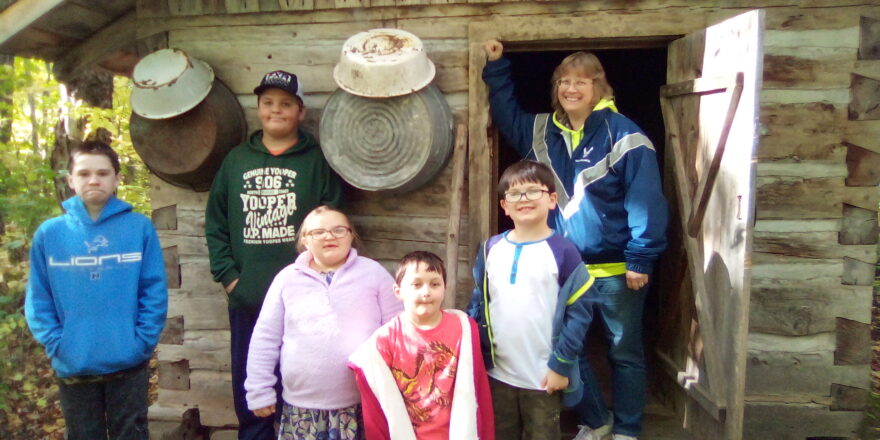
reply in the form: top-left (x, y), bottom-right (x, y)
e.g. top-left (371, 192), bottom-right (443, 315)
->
top-left (278, 402), bottom-right (363, 440)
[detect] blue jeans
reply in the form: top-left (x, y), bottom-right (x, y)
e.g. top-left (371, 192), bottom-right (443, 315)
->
top-left (229, 307), bottom-right (282, 440)
top-left (573, 274), bottom-right (647, 437)
top-left (56, 362), bottom-right (149, 440)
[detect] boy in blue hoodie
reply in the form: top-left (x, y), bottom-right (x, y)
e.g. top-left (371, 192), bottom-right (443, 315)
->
top-left (25, 140), bottom-right (168, 440)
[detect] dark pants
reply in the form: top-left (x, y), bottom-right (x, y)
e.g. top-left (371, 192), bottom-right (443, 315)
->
top-left (489, 377), bottom-right (561, 440)
top-left (230, 306), bottom-right (282, 440)
top-left (57, 362), bottom-right (149, 440)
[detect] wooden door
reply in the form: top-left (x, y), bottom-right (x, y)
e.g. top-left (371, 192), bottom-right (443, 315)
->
top-left (655, 10), bottom-right (763, 440)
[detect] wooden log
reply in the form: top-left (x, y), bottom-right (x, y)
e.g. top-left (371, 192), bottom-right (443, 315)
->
top-left (168, 289), bottom-right (230, 331)
top-left (158, 359), bottom-right (191, 390)
top-left (850, 74), bottom-right (880, 121)
top-left (843, 256), bottom-right (875, 286)
top-left (839, 204), bottom-right (879, 245)
top-left (749, 283), bottom-right (871, 336)
top-left (153, 204), bottom-right (178, 230)
top-left (763, 48), bottom-right (856, 90)
top-left (835, 317), bottom-right (871, 365)
top-left (159, 329), bottom-right (230, 370)
top-left (179, 261), bottom-right (226, 296)
top-left (756, 176), bottom-right (843, 219)
top-left (764, 27), bottom-right (860, 49)
top-left (150, 175), bottom-right (210, 210)
top-left (162, 235), bottom-right (210, 258)
top-left (346, 163), bottom-right (456, 217)
top-left (747, 332), bottom-right (869, 395)
top-left (861, 15), bottom-right (880, 60)
top-left (753, 231), bottom-right (876, 263)
top-left (843, 119), bottom-right (880, 154)
top-left (160, 315), bottom-right (185, 345)
top-left (164, 246), bottom-right (181, 289)
top-left (845, 143), bottom-right (880, 186)
top-left (759, 102), bottom-right (846, 161)
top-left (831, 383), bottom-right (868, 411)
top-left (743, 402), bottom-right (864, 440)
top-left (350, 215), bottom-right (463, 244)
top-left (751, 259), bottom-right (842, 284)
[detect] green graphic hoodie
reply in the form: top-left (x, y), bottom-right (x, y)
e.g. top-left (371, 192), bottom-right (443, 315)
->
top-left (205, 130), bottom-right (343, 311)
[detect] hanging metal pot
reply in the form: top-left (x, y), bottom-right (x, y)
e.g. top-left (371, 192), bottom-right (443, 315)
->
top-left (130, 79), bottom-right (247, 192)
top-left (319, 83), bottom-right (453, 193)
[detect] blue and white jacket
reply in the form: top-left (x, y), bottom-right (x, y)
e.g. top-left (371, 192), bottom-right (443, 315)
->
top-left (467, 231), bottom-right (595, 406)
top-left (483, 57), bottom-right (668, 274)
top-left (25, 196), bottom-right (168, 378)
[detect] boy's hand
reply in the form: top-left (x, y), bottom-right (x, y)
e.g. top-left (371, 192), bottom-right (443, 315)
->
top-left (253, 405), bottom-right (275, 418)
top-left (484, 40), bottom-right (503, 61)
top-left (625, 270), bottom-right (648, 290)
top-left (542, 370), bottom-right (569, 394)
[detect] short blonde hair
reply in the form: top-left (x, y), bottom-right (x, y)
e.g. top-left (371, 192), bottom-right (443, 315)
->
top-left (295, 205), bottom-right (360, 253)
top-left (551, 52), bottom-right (614, 128)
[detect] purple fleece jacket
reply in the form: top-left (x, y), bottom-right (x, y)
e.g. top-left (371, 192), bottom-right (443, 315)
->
top-left (245, 248), bottom-right (402, 410)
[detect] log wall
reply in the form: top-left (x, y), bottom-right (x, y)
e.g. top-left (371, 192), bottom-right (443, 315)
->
top-left (136, 1), bottom-right (880, 439)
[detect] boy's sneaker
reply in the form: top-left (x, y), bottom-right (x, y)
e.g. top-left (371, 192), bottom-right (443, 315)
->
top-left (612, 435), bottom-right (637, 440)
top-left (573, 424), bottom-right (612, 440)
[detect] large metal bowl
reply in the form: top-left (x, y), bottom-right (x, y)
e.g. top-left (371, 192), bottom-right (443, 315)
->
top-left (130, 48), bottom-right (215, 120)
top-left (333, 29), bottom-right (435, 98)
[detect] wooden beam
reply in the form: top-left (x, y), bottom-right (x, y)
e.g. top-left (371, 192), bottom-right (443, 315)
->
top-left (53, 10), bottom-right (138, 82)
top-left (0, 0), bottom-right (64, 46)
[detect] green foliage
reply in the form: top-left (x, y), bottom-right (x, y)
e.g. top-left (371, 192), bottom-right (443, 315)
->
top-left (0, 56), bottom-right (150, 437)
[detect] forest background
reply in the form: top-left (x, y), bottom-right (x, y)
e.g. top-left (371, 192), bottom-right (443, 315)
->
top-left (0, 55), bottom-right (151, 439)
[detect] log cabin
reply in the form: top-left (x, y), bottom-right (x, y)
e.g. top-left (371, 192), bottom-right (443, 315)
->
top-left (1, 1), bottom-right (878, 439)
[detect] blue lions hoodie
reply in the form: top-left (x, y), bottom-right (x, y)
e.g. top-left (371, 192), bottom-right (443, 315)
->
top-left (25, 196), bottom-right (168, 378)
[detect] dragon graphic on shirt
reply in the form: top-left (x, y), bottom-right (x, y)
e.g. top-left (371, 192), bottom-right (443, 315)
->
top-left (390, 340), bottom-right (458, 426)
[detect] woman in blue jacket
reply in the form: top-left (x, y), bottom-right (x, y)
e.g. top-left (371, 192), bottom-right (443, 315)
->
top-left (482, 40), bottom-right (668, 440)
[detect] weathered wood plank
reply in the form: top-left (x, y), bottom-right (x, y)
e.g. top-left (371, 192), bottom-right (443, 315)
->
top-left (351, 215), bottom-right (468, 245)
top-left (163, 246), bottom-right (182, 289)
top-left (152, 204), bottom-right (178, 230)
top-left (749, 283), bottom-right (871, 335)
top-left (764, 27), bottom-right (860, 49)
top-left (159, 315), bottom-right (185, 345)
top-left (743, 402), bottom-right (864, 440)
top-left (860, 15), bottom-right (880, 60)
top-left (835, 317), bottom-right (870, 365)
top-left (753, 231), bottom-right (876, 262)
top-left (849, 74), bottom-right (880, 121)
top-left (763, 47), bottom-right (856, 90)
top-left (754, 219), bottom-right (841, 233)
top-left (843, 119), bottom-right (880, 154)
top-left (158, 359), bottom-right (191, 390)
top-left (843, 256), bottom-right (875, 285)
top-left (168, 288), bottom-right (229, 330)
top-left (162, 235), bottom-right (209, 258)
top-left (159, 329), bottom-right (230, 370)
top-left (845, 143), bottom-right (880, 186)
top-left (830, 383), bottom-right (868, 411)
top-left (53, 11), bottom-right (138, 81)
top-left (224, 0), bottom-right (260, 13)
top-left (758, 104), bottom-right (845, 162)
top-left (178, 261), bottom-right (226, 296)
top-left (761, 88), bottom-right (851, 105)
top-left (840, 204), bottom-right (879, 245)
top-left (747, 332), bottom-right (869, 395)
top-left (756, 176), bottom-right (843, 219)
top-left (346, 162), bottom-right (456, 217)
top-left (751, 259), bottom-right (842, 284)
top-left (756, 161), bottom-right (846, 178)
top-left (150, 175), bottom-right (210, 210)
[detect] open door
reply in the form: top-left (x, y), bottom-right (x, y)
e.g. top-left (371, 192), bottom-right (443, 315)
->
top-left (655, 10), bottom-right (763, 440)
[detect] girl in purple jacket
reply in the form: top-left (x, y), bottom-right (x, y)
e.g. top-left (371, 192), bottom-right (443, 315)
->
top-left (245, 205), bottom-right (403, 440)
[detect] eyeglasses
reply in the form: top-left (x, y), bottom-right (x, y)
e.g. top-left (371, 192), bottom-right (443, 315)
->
top-left (304, 226), bottom-right (351, 239)
top-left (556, 78), bottom-right (592, 89)
top-left (503, 189), bottom-right (550, 203)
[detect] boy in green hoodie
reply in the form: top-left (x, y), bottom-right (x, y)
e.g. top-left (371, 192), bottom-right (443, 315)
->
top-left (205, 70), bottom-right (343, 440)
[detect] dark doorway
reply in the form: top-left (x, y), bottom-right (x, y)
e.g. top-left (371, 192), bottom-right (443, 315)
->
top-left (495, 46), bottom-right (680, 438)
